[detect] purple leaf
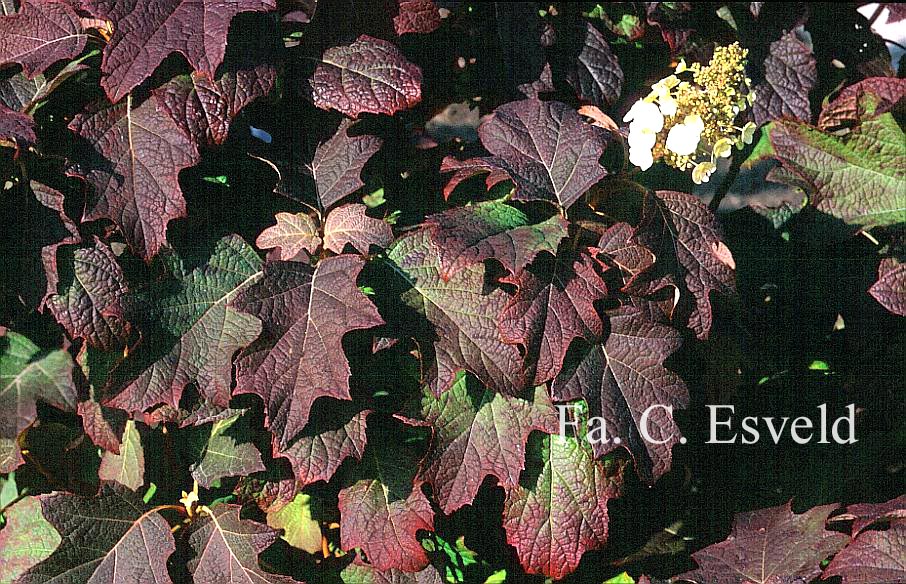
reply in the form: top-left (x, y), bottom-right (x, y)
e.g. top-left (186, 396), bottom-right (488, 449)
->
top-left (753, 30), bottom-right (817, 125)
top-left (323, 203), bottom-right (393, 254)
top-left (312, 119), bottom-right (383, 208)
top-left (256, 212), bottom-right (321, 259)
top-left (819, 77), bottom-right (906, 130)
top-left (280, 407), bottom-right (369, 489)
top-left (869, 258), bottom-right (906, 316)
top-left (439, 155), bottom-right (512, 200)
top-left (0, 102), bottom-right (35, 147)
top-left (393, 0), bottom-right (441, 35)
top-left (565, 22), bottom-right (623, 108)
top-left (822, 523), bottom-right (906, 583)
top-left (0, 1), bottom-right (86, 78)
top-left (308, 35), bottom-right (422, 118)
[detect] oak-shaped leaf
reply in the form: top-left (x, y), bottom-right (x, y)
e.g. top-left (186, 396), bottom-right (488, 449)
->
top-left (438, 155), bottom-right (512, 200)
top-left (502, 432), bottom-right (623, 579)
top-left (869, 258), bottom-right (905, 316)
top-left (0, 101), bottom-right (35, 147)
top-left (188, 411), bottom-right (265, 488)
top-left (564, 21), bottom-right (623, 109)
top-left (154, 65), bottom-right (277, 147)
top-left (105, 235), bottom-right (263, 414)
top-left (0, 1), bottom-right (87, 78)
top-left (633, 191), bottom-right (736, 339)
top-left (67, 98), bottom-right (200, 260)
top-left (266, 492), bottom-right (322, 554)
top-left (97, 419), bottom-right (145, 490)
top-left (280, 405), bottom-right (369, 489)
top-left (0, 331), bottom-right (77, 473)
top-left (311, 119), bottom-right (383, 208)
top-left (307, 35), bottom-right (422, 118)
top-left (0, 497), bottom-right (60, 583)
top-left (387, 230), bottom-right (525, 396)
top-left (324, 203), bottom-right (393, 254)
top-left (818, 77), bottom-right (906, 130)
top-left (81, 0), bottom-right (277, 103)
top-left (594, 221), bottom-right (656, 286)
top-left (187, 504), bottom-right (301, 583)
top-left (338, 422), bottom-right (434, 571)
top-left (78, 387), bottom-right (128, 454)
top-left (676, 501), bottom-right (849, 584)
top-left (834, 494), bottom-right (906, 535)
top-left (424, 201), bottom-right (568, 280)
top-left (761, 114), bottom-right (906, 229)
top-left (417, 374), bottom-right (558, 514)
top-left (478, 99), bottom-right (610, 209)
top-left (393, 0), bottom-right (441, 35)
top-left (499, 251), bottom-right (608, 385)
top-left (341, 558), bottom-right (444, 584)
top-left (256, 212), bottom-right (321, 260)
top-left (552, 308), bottom-right (687, 483)
top-left (47, 239), bottom-right (129, 350)
top-left (753, 29), bottom-right (816, 125)
top-left (18, 485), bottom-right (176, 584)
top-left (232, 255), bottom-right (383, 449)
top-left (822, 522), bottom-right (906, 583)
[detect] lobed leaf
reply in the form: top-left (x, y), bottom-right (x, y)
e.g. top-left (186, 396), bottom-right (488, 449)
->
top-left (753, 30), bottom-right (816, 125)
top-left (869, 258), bottom-right (906, 316)
top-left (0, 1), bottom-right (86, 78)
top-left (323, 203), bottom-right (393, 254)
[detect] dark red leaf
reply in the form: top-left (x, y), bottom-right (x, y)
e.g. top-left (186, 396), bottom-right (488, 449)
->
top-left (67, 98), bottom-right (200, 260)
top-left (818, 77), bottom-right (906, 130)
top-left (312, 119), bottom-right (383, 208)
top-left (869, 258), bottom-right (906, 316)
top-left (633, 191), bottom-right (736, 339)
top-left (187, 505), bottom-right (301, 583)
top-left (478, 99), bottom-right (610, 209)
top-left (82, 0), bottom-right (276, 103)
top-left (0, 1), bottom-right (86, 78)
top-left (323, 203), bottom-right (393, 254)
top-left (425, 201), bottom-right (568, 280)
top-left (551, 307), bottom-right (688, 483)
top-left (0, 101), bottom-right (35, 147)
top-left (500, 252), bottom-right (608, 385)
top-left (153, 65), bottom-right (276, 147)
top-left (835, 495), bottom-right (906, 534)
top-left (418, 375), bottom-right (558, 514)
top-left (232, 255), bottom-right (383, 449)
top-left (393, 0), bottom-right (441, 35)
top-left (308, 35), bottom-right (422, 118)
top-left (78, 393), bottom-right (127, 454)
top-left (502, 433), bottom-right (624, 579)
top-left (565, 22), bottom-right (623, 108)
top-left (822, 522), bottom-right (906, 583)
top-left (387, 230), bottom-right (525, 396)
top-left (256, 212), bottom-right (321, 259)
top-left (47, 239), bottom-right (129, 350)
top-left (439, 155), bottom-right (512, 200)
top-left (281, 407), bottom-right (369, 489)
top-left (753, 30), bottom-right (817, 125)
top-left (19, 486), bottom-right (176, 584)
top-left (677, 501), bottom-right (849, 584)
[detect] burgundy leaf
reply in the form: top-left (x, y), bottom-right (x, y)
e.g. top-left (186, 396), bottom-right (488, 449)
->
top-left (869, 258), bottom-right (906, 316)
top-left (153, 65), bottom-right (277, 147)
top-left (500, 252), bottom-right (608, 385)
top-left (281, 407), bottom-right (369, 489)
top-left (312, 119), bottom-right (383, 208)
top-left (565, 22), bottom-right (623, 108)
top-left (425, 201), bottom-right (568, 280)
top-left (753, 30), bottom-right (817, 125)
top-left (439, 155), bottom-right (512, 200)
top-left (633, 191), bottom-right (736, 339)
top-left (78, 393), bottom-right (127, 454)
top-left (502, 433), bottom-right (624, 579)
top-left (18, 486), bottom-right (176, 584)
top-left (67, 98), bottom-right (200, 260)
top-left (551, 307), bottom-right (688, 483)
top-left (105, 236), bottom-right (263, 414)
top-left (818, 77), bottom-right (906, 130)
top-left (478, 99), bottom-right (610, 208)
top-left (822, 523), bottom-right (906, 583)
top-left (233, 255), bottom-right (384, 449)
top-left (256, 212), bottom-right (321, 259)
top-left (387, 230), bottom-right (525, 396)
top-left (323, 203), bottom-right (393, 254)
top-left (82, 0), bottom-right (276, 103)
top-left (517, 62), bottom-right (555, 100)
top-left (418, 375), bottom-right (558, 514)
top-left (338, 426), bottom-right (434, 571)
top-left (187, 504), bottom-right (301, 583)
top-left (596, 222), bottom-right (656, 282)
top-left (47, 239), bottom-right (129, 350)
top-left (308, 34), bottom-right (422, 118)
top-left (0, 331), bottom-right (77, 473)
top-left (835, 495), bottom-right (906, 535)
top-left (393, 0), bottom-right (441, 35)
top-left (677, 501), bottom-right (849, 584)
top-left (0, 1), bottom-right (86, 78)
top-left (0, 101), bottom-right (35, 147)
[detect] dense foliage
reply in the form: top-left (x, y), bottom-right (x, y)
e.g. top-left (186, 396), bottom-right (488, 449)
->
top-left (0, 1), bottom-right (904, 582)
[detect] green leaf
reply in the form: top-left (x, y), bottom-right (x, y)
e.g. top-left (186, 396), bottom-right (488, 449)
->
top-left (190, 412), bottom-right (265, 489)
top-left (98, 419), bottom-right (145, 490)
top-left (266, 492), bottom-right (322, 554)
top-left (0, 497), bottom-right (61, 583)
